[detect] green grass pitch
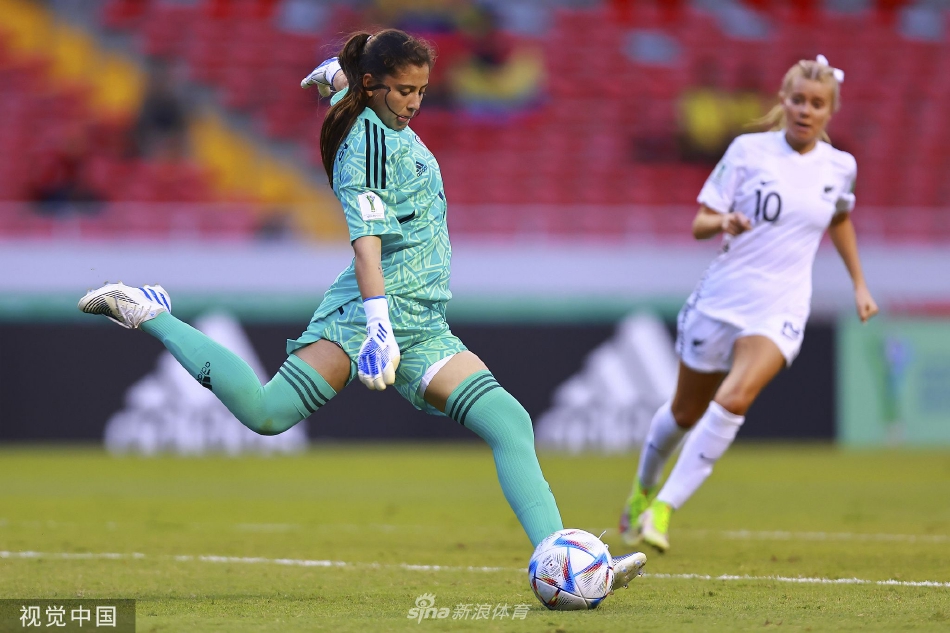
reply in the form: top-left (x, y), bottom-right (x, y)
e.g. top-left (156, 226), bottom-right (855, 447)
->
top-left (1, 444), bottom-right (949, 632)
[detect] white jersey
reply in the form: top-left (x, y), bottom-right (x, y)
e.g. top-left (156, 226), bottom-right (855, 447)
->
top-left (688, 131), bottom-right (857, 328)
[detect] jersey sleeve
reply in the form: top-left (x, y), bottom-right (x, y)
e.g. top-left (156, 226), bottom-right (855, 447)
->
top-left (697, 138), bottom-right (747, 214)
top-left (334, 120), bottom-right (405, 243)
top-left (835, 157), bottom-right (857, 214)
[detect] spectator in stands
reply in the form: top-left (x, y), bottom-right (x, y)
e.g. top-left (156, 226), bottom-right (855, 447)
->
top-left (132, 63), bottom-right (189, 161)
top-left (677, 57), bottom-right (734, 164)
top-left (275, 0), bottom-right (331, 34)
top-left (729, 62), bottom-right (768, 137)
top-left (447, 4), bottom-right (545, 117)
top-left (677, 59), bottom-right (769, 164)
top-left (371, 0), bottom-right (464, 107)
top-left (29, 125), bottom-right (104, 215)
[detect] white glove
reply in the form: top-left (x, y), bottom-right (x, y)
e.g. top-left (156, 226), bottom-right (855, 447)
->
top-left (301, 57), bottom-right (342, 97)
top-left (357, 296), bottom-right (401, 390)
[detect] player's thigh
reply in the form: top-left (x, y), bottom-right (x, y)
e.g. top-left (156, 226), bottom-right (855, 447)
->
top-left (391, 317), bottom-right (468, 413)
top-left (423, 351), bottom-right (488, 414)
top-left (714, 335), bottom-right (786, 414)
top-left (670, 361), bottom-right (726, 427)
top-left (292, 339), bottom-right (352, 393)
top-left (288, 300), bottom-right (367, 392)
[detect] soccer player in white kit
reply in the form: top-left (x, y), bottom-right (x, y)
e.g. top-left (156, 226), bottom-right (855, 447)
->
top-left (619, 55), bottom-right (879, 552)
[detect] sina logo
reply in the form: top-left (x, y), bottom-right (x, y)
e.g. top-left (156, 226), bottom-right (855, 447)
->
top-left (197, 362), bottom-right (212, 390)
top-left (415, 161), bottom-right (428, 177)
top-left (407, 594), bottom-right (448, 622)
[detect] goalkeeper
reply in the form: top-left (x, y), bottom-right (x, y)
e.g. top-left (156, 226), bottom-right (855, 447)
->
top-left (79, 31), bottom-right (649, 584)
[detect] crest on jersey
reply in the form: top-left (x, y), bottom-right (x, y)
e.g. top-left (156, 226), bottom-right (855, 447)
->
top-left (357, 191), bottom-right (386, 221)
top-left (414, 134), bottom-right (429, 150)
top-left (781, 321), bottom-right (802, 340)
top-left (711, 159), bottom-right (729, 188)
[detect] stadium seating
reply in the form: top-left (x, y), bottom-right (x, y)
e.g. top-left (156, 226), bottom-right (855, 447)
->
top-left (2, 0), bottom-right (949, 241)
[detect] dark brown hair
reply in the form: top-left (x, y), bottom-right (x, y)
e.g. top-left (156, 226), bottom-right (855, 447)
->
top-left (319, 29), bottom-right (435, 185)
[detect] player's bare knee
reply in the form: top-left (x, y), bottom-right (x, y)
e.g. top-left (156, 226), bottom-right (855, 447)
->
top-left (714, 387), bottom-right (754, 416)
top-left (670, 400), bottom-right (706, 428)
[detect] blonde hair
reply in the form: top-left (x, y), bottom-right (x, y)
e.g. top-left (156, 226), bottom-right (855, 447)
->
top-left (751, 59), bottom-right (841, 144)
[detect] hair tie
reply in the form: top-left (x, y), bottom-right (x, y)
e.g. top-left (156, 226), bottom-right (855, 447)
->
top-left (816, 54), bottom-right (845, 83)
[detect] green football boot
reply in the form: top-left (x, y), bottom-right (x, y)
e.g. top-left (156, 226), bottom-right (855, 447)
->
top-left (618, 478), bottom-right (656, 547)
top-left (639, 499), bottom-right (673, 553)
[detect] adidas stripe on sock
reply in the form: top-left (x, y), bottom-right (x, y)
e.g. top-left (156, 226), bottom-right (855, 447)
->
top-left (446, 372), bottom-right (501, 426)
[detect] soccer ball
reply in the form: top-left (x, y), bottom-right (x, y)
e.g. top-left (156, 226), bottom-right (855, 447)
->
top-left (528, 528), bottom-right (614, 610)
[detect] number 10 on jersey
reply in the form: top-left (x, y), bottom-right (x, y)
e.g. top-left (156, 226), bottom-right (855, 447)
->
top-left (754, 190), bottom-right (782, 223)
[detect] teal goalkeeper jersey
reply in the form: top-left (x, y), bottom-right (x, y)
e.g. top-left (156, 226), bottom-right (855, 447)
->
top-left (312, 90), bottom-right (451, 320)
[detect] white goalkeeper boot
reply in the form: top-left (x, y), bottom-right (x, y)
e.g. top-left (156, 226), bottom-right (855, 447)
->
top-left (78, 282), bottom-right (171, 329)
top-left (611, 551), bottom-right (647, 590)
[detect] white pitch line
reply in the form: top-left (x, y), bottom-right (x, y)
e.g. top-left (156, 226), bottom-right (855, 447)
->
top-left (646, 573), bottom-right (950, 589)
top-left (600, 527), bottom-right (950, 544)
top-left (0, 551), bottom-right (146, 560)
top-left (0, 551), bottom-right (514, 574)
top-left (2, 550), bottom-right (949, 589)
top-left (718, 530), bottom-right (950, 544)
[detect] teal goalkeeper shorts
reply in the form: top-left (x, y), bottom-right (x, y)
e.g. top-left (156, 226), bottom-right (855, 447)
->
top-left (287, 295), bottom-right (467, 415)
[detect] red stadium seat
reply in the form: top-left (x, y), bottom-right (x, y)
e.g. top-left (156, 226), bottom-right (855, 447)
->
top-left (0, 0), bottom-right (945, 242)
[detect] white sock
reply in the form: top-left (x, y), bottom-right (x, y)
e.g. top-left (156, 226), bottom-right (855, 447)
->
top-left (656, 402), bottom-right (744, 509)
top-left (637, 401), bottom-right (688, 490)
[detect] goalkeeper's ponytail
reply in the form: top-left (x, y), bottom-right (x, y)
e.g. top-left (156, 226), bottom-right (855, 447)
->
top-left (320, 32), bottom-right (372, 186)
top-left (319, 30), bottom-right (435, 186)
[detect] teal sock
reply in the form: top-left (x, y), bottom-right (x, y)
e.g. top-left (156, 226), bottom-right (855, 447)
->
top-left (446, 371), bottom-right (563, 546)
top-left (142, 313), bottom-right (336, 435)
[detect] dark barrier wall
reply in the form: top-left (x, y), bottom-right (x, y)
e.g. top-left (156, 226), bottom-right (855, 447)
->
top-left (0, 321), bottom-right (834, 442)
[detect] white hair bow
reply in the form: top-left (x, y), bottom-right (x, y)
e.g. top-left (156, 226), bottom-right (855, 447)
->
top-left (816, 54), bottom-right (845, 83)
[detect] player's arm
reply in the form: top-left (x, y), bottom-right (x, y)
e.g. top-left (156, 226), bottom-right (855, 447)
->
top-left (694, 139), bottom-right (751, 240)
top-left (353, 236), bottom-right (385, 299)
top-left (351, 235), bottom-right (401, 390)
top-left (692, 205), bottom-right (752, 240)
top-left (329, 68), bottom-right (348, 92)
top-left (828, 212), bottom-right (878, 323)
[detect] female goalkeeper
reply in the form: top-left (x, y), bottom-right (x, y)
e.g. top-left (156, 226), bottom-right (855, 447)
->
top-left (79, 28), bottom-right (645, 585)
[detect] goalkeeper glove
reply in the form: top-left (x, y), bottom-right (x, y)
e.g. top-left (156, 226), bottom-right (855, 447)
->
top-left (357, 296), bottom-right (401, 390)
top-left (300, 57), bottom-right (342, 97)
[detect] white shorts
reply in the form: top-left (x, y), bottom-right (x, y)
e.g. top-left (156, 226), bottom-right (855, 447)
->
top-left (419, 354), bottom-right (455, 396)
top-left (675, 305), bottom-right (805, 373)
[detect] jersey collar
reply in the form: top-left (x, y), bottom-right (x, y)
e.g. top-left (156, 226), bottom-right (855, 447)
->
top-left (777, 130), bottom-right (825, 161)
top-left (359, 105), bottom-right (386, 129)
top-left (359, 104), bottom-right (410, 137)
